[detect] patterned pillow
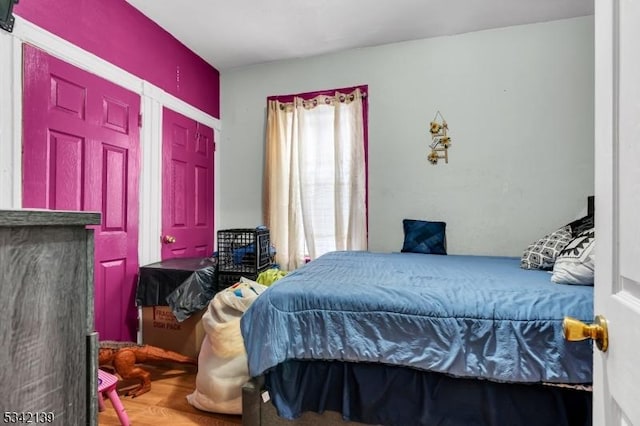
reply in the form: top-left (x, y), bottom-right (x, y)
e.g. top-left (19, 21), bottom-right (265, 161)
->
top-left (551, 228), bottom-right (595, 285)
top-left (520, 225), bottom-right (573, 270)
top-left (401, 219), bottom-right (446, 255)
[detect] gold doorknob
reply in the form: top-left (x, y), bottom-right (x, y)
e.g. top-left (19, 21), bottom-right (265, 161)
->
top-left (563, 315), bottom-right (608, 352)
top-left (162, 235), bottom-right (176, 244)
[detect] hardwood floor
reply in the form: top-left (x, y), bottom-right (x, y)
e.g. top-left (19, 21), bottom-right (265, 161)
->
top-left (98, 364), bottom-right (242, 426)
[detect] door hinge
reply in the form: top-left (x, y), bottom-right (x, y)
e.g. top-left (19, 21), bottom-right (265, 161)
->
top-left (138, 113), bottom-right (143, 128)
top-left (213, 142), bottom-right (217, 152)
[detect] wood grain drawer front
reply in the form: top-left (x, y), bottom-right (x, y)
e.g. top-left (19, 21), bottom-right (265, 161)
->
top-left (0, 225), bottom-right (89, 425)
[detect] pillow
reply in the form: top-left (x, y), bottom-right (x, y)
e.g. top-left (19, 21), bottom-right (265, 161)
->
top-left (401, 219), bottom-right (446, 255)
top-left (566, 214), bottom-right (594, 237)
top-left (551, 228), bottom-right (595, 285)
top-left (520, 225), bottom-right (573, 270)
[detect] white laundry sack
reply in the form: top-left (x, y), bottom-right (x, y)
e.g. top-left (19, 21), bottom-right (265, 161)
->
top-left (187, 278), bottom-right (267, 414)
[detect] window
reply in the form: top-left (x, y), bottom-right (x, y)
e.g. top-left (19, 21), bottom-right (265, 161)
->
top-left (264, 86), bottom-right (368, 270)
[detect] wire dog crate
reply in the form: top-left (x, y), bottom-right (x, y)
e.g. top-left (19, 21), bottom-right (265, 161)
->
top-left (216, 269), bottom-right (271, 292)
top-left (217, 228), bottom-right (271, 274)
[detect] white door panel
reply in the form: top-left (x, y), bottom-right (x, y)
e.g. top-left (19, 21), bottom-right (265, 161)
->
top-left (594, 0), bottom-right (640, 424)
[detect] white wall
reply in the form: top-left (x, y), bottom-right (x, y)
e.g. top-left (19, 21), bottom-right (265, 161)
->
top-left (219, 17), bottom-right (594, 256)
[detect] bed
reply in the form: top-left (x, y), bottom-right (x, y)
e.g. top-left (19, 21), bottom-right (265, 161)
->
top-left (240, 250), bottom-right (593, 426)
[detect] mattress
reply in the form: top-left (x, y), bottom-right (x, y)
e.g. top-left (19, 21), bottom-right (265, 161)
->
top-left (241, 251), bottom-right (593, 384)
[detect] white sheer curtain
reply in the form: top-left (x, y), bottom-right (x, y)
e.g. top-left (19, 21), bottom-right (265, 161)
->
top-left (264, 88), bottom-right (367, 270)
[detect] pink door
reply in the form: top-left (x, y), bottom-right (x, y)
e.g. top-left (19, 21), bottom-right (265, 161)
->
top-left (162, 108), bottom-right (214, 259)
top-left (22, 44), bottom-right (140, 341)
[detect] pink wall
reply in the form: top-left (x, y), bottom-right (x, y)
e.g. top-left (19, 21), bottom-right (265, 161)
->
top-left (15, 0), bottom-right (220, 118)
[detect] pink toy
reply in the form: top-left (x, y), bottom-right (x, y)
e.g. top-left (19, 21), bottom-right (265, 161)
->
top-left (98, 369), bottom-right (130, 426)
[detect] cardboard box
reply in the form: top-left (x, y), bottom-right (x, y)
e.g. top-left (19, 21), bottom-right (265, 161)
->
top-left (141, 306), bottom-right (206, 359)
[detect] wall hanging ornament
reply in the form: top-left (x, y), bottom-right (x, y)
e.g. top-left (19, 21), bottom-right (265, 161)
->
top-left (428, 111), bottom-right (451, 164)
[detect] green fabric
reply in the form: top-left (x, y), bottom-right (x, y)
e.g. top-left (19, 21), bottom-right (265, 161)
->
top-left (257, 268), bottom-right (287, 286)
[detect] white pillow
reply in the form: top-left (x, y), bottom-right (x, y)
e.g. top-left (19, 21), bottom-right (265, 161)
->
top-left (551, 229), bottom-right (595, 285)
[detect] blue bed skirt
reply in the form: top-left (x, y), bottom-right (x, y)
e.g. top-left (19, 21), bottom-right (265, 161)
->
top-left (265, 360), bottom-right (592, 426)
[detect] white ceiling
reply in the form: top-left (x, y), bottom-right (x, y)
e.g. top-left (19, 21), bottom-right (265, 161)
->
top-left (125, 0), bottom-right (593, 71)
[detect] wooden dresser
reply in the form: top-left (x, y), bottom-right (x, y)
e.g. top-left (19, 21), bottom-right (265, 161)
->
top-left (0, 210), bottom-right (100, 425)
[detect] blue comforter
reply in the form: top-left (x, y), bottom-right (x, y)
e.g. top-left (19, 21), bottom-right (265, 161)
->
top-left (241, 251), bottom-right (593, 384)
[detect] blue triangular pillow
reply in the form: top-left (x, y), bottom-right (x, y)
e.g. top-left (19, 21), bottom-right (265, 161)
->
top-left (401, 219), bottom-right (447, 255)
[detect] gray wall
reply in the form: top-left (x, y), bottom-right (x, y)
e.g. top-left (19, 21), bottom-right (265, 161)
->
top-left (219, 17), bottom-right (594, 257)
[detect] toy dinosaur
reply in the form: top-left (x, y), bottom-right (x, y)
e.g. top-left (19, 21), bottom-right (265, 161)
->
top-left (99, 341), bottom-right (197, 397)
